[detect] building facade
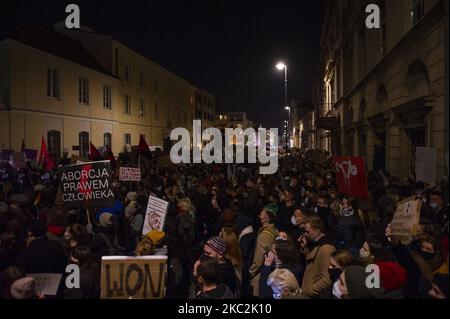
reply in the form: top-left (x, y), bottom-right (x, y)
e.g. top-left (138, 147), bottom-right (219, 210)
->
top-left (0, 25), bottom-right (214, 159)
top-left (214, 112), bottom-right (254, 131)
top-left (314, 0), bottom-right (448, 183)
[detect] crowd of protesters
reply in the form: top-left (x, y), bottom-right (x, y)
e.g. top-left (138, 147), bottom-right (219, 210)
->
top-left (0, 147), bottom-right (448, 299)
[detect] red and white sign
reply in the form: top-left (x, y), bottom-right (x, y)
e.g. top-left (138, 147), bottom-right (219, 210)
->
top-left (142, 195), bottom-right (169, 235)
top-left (333, 156), bottom-right (369, 200)
top-left (119, 167), bottom-right (141, 182)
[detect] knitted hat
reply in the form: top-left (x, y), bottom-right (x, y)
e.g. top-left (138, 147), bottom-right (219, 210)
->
top-left (264, 203), bottom-right (278, 217)
top-left (344, 265), bottom-right (384, 299)
top-left (206, 236), bottom-right (227, 255)
top-left (377, 261), bottom-right (407, 292)
top-left (10, 277), bottom-right (35, 299)
top-left (127, 192), bottom-right (137, 202)
top-left (146, 230), bottom-right (165, 246)
top-left (99, 212), bottom-right (114, 228)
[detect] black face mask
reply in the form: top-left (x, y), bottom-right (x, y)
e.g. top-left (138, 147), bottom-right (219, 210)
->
top-left (328, 268), bottom-right (342, 283)
top-left (420, 251), bottom-right (436, 262)
top-left (317, 207), bottom-right (331, 215)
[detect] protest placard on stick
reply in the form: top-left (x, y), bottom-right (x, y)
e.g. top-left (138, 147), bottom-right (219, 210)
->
top-left (390, 196), bottom-right (422, 245)
top-left (119, 167), bottom-right (141, 182)
top-left (142, 195), bottom-right (169, 235)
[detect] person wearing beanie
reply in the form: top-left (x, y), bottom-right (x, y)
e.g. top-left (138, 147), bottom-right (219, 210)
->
top-left (10, 277), bottom-right (37, 299)
top-left (14, 218), bottom-right (66, 275)
top-left (332, 265), bottom-right (384, 299)
top-left (194, 236), bottom-right (240, 297)
top-left (249, 204), bottom-right (279, 297)
top-left (377, 261), bottom-right (407, 293)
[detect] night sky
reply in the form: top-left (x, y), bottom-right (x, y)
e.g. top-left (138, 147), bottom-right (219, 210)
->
top-left (0, 0), bottom-right (326, 130)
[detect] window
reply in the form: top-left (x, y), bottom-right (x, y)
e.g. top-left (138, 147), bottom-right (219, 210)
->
top-left (78, 78), bottom-right (89, 105)
top-left (47, 69), bottom-right (59, 99)
top-left (124, 65), bottom-right (131, 81)
top-left (139, 73), bottom-right (144, 86)
top-left (411, 0), bottom-right (424, 25)
top-left (197, 111), bottom-right (202, 119)
top-left (47, 130), bottom-right (61, 163)
top-left (104, 133), bottom-right (112, 149)
top-left (155, 102), bottom-right (159, 119)
top-left (79, 132), bottom-right (89, 158)
top-left (139, 98), bottom-right (145, 117)
top-left (103, 85), bottom-right (112, 109)
top-left (124, 95), bottom-right (131, 115)
top-left (124, 133), bottom-right (131, 146)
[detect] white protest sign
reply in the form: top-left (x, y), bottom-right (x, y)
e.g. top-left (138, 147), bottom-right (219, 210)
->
top-left (390, 196), bottom-right (422, 245)
top-left (27, 273), bottom-right (62, 296)
top-left (142, 195), bottom-right (169, 235)
top-left (415, 147), bottom-right (436, 186)
top-left (119, 167), bottom-right (141, 182)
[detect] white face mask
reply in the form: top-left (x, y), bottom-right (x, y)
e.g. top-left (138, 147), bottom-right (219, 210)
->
top-left (332, 280), bottom-right (343, 299)
top-left (359, 247), bottom-right (371, 259)
top-left (291, 215), bottom-right (299, 226)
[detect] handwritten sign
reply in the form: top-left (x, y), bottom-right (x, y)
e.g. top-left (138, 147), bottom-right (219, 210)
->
top-left (119, 167), bottom-right (141, 182)
top-left (27, 273), bottom-right (62, 296)
top-left (390, 196), bottom-right (422, 245)
top-left (59, 161), bottom-right (114, 209)
top-left (101, 256), bottom-right (167, 299)
top-left (142, 195), bottom-right (169, 235)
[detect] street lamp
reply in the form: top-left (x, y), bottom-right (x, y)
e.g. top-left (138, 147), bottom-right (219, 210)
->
top-left (276, 62), bottom-right (289, 149)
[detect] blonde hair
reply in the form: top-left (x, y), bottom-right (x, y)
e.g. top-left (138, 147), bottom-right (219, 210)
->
top-left (267, 269), bottom-right (300, 294)
top-left (220, 227), bottom-right (242, 268)
top-left (178, 197), bottom-right (191, 213)
top-left (134, 236), bottom-right (155, 256)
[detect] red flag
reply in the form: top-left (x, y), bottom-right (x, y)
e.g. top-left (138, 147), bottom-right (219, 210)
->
top-left (105, 147), bottom-right (117, 168)
top-left (332, 156), bottom-right (369, 200)
top-left (38, 137), bottom-right (55, 172)
top-left (89, 142), bottom-right (104, 162)
top-left (138, 134), bottom-right (152, 159)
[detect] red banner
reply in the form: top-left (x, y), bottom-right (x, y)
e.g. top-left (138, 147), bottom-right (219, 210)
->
top-left (332, 156), bottom-right (369, 200)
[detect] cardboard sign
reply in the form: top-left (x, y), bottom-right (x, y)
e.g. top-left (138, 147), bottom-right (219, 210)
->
top-left (119, 167), bottom-right (141, 182)
top-left (390, 196), bottom-right (422, 245)
top-left (416, 147), bottom-right (437, 186)
top-left (333, 156), bottom-right (369, 200)
top-left (101, 256), bottom-right (167, 299)
top-left (27, 273), bottom-right (62, 296)
top-left (10, 152), bottom-right (26, 170)
top-left (59, 160), bottom-right (114, 209)
top-left (142, 195), bottom-right (169, 235)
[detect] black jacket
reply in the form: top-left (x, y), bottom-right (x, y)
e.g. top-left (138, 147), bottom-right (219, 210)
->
top-left (14, 237), bottom-right (66, 274)
top-left (196, 284), bottom-right (235, 299)
top-left (64, 265), bottom-right (100, 299)
top-left (218, 258), bottom-right (239, 296)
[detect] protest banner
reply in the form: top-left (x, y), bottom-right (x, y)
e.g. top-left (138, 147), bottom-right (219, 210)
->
top-left (415, 147), bottom-right (437, 186)
top-left (390, 196), bottom-right (422, 245)
top-left (59, 160), bottom-right (114, 209)
top-left (101, 256), bottom-right (167, 299)
top-left (142, 195), bottom-right (169, 235)
top-left (10, 152), bottom-right (26, 170)
top-left (119, 167), bottom-right (141, 182)
top-left (27, 273), bottom-right (62, 296)
top-left (333, 156), bottom-right (369, 200)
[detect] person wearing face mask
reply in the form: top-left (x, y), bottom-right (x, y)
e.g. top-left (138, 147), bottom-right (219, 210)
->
top-left (385, 225), bottom-right (444, 298)
top-left (300, 216), bottom-right (336, 298)
top-left (276, 187), bottom-right (296, 233)
top-left (326, 250), bottom-right (353, 298)
top-left (428, 191), bottom-right (448, 233)
top-left (249, 204), bottom-right (279, 297)
top-left (336, 197), bottom-right (365, 257)
top-left (259, 239), bottom-right (304, 298)
top-left (290, 206), bottom-right (310, 244)
top-left (316, 194), bottom-right (337, 238)
top-left (332, 265), bottom-right (384, 299)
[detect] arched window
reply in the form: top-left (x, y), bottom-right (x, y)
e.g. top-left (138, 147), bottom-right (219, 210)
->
top-left (104, 133), bottom-right (112, 149)
top-left (79, 132), bottom-right (89, 158)
top-left (47, 130), bottom-right (61, 163)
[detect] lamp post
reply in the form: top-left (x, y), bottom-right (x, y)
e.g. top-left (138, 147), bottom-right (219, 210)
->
top-left (276, 62), bottom-right (289, 149)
